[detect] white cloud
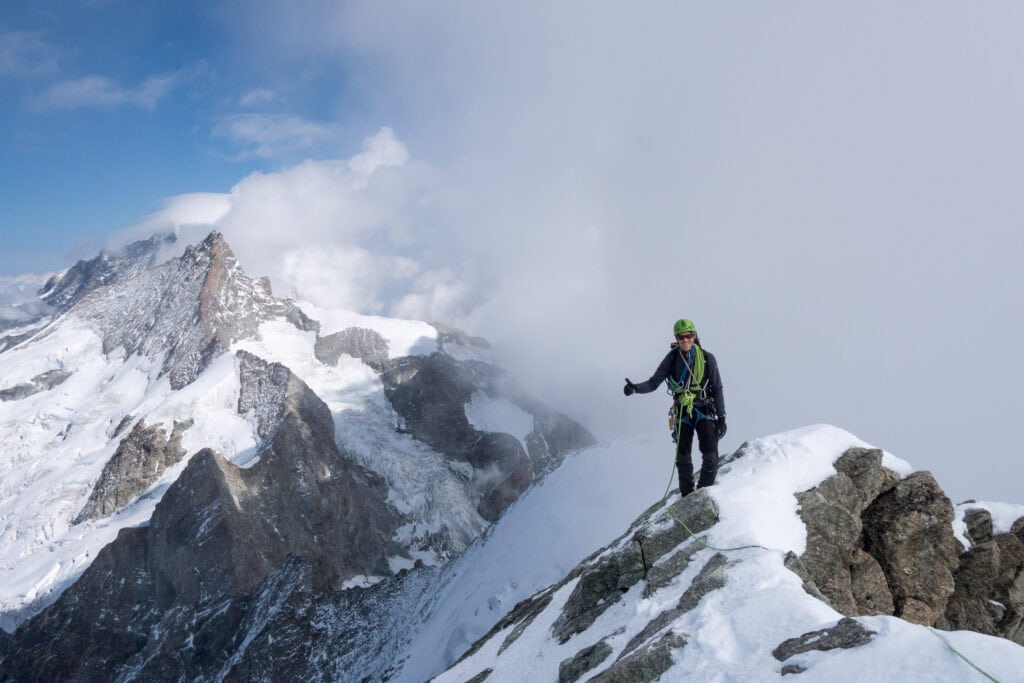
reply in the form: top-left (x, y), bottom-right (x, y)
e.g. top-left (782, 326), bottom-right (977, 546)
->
top-left (33, 68), bottom-right (190, 110)
top-left (238, 88), bottom-right (276, 107)
top-left (217, 2), bottom-right (1024, 505)
top-left (213, 113), bottom-right (344, 158)
top-left (0, 30), bottom-right (58, 78)
top-left (120, 128), bottom-right (472, 322)
top-left (106, 193), bottom-right (232, 254)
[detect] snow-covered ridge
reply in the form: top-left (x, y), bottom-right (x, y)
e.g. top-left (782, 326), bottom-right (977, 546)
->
top-left (0, 231), bottom-right (588, 635)
top-left (431, 425), bottom-right (1024, 683)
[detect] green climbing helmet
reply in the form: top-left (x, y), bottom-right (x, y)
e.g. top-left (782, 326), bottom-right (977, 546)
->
top-left (673, 318), bottom-right (697, 336)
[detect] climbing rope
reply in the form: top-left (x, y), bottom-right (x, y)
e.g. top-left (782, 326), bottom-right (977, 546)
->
top-left (654, 457), bottom-right (1000, 681)
top-left (927, 628), bottom-right (1001, 683)
top-left (654, 458), bottom-right (767, 554)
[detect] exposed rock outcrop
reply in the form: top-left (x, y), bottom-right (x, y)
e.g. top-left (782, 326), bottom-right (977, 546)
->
top-left (558, 639), bottom-right (613, 683)
top-left (795, 448), bottom-right (1024, 645)
top-left (73, 418), bottom-right (192, 523)
top-left (861, 471), bottom-right (960, 625)
top-left (443, 491), bottom-right (721, 681)
top-left (39, 234), bottom-right (175, 313)
top-left (0, 369), bottom-right (71, 401)
top-left (0, 355), bottom-right (399, 682)
top-left (550, 491), bottom-right (718, 644)
top-left (314, 326), bottom-right (391, 371)
top-left (70, 232), bottom-right (318, 390)
top-left (939, 515), bottom-right (1024, 645)
top-left (772, 617), bottom-right (876, 663)
top-left (795, 448), bottom-right (899, 617)
top-left (382, 351), bottom-right (595, 521)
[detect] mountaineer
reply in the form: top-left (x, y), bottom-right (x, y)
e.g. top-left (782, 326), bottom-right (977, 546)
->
top-left (624, 318), bottom-right (726, 496)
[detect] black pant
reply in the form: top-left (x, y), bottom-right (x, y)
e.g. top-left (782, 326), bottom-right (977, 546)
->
top-left (676, 419), bottom-right (719, 495)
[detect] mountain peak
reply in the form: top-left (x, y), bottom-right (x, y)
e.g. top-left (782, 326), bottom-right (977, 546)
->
top-left (55, 230), bottom-right (314, 389)
top-left (39, 233), bottom-right (176, 312)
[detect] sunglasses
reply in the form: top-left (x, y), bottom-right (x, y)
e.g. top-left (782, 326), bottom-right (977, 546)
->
top-left (676, 333), bottom-right (695, 341)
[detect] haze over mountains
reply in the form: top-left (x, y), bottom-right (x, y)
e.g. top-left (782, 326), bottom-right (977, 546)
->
top-left (0, 233), bottom-right (1022, 681)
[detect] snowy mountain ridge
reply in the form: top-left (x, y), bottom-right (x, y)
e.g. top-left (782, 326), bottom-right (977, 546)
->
top-left (0, 231), bottom-right (592, 638)
top-left (434, 426), bottom-right (1024, 683)
top-left (2, 232), bottom-right (1023, 681)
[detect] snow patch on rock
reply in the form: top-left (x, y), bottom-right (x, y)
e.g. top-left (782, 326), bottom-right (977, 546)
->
top-left (464, 392), bottom-right (535, 452)
top-left (297, 301), bottom-right (438, 358)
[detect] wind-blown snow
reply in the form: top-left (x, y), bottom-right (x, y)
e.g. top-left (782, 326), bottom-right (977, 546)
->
top-left (464, 391), bottom-right (534, 452)
top-left (431, 425), bottom-right (1023, 683)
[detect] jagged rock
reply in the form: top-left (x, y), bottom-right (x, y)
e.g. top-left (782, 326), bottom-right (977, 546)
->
top-left (431, 322), bottom-right (491, 351)
top-left (781, 664), bottom-right (807, 675)
top-left (618, 552), bottom-right (730, 662)
top-left (463, 670), bottom-right (493, 683)
top-left (1012, 517), bottom-right (1024, 541)
top-left (848, 548), bottom-right (895, 615)
top-left (588, 630), bottom-right (686, 683)
top-left (382, 351), bottom-right (595, 521)
top-left (783, 552), bottom-right (831, 605)
top-left (965, 508), bottom-right (994, 545)
top-left (862, 471), bottom-right (959, 625)
top-left (550, 491), bottom-right (718, 644)
top-left (237, 350), bottom-right (290, 439)
top-left (644, 538), bottom-right (705, 595)
top-left (558, 640), bottom-right (613, 683)
top-left (0, 359), bottom-right (399, 681)
top-left (39, 234), bottom-right (174, 312)
top-left (834, 447), bottom-right (900, 502)
top-left (498, 590), bottom-right (556, 654)
top-left (942, 531), bottom-right (1024, 645)
top-left (0, 369), bottom-right (71, 401)
top-left (74, 418), bottom-right (193, 523)
top-left (772, 617), bottom-right (876, 662)
top-left (111, 413), bottom-right (135, 437)
top-left (0, 329), bottom-right (37, 353)
top-left (70, 232), bottom-right (318, 390)
top-left (678, 552), bottom-right (732, 613)
top-left (314, 326), bottom-right (391, 371)
top-left (795, 448), bottom-right (897, 617)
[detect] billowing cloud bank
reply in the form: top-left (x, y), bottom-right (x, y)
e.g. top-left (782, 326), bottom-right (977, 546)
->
top-left (98, 2), bottom-right (1024, 504)
top-left (110, 128), bottom-right (477, 324)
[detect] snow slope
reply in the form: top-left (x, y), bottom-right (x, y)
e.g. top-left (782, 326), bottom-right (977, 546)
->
top-left (0, 319), bottom-right (258, 630)
top-left (431, 425), bottom-right (1024, 683)
top-left (393, 435), bottom-right (673, 681)
top-left (0, 290), bottom-right (545, 630)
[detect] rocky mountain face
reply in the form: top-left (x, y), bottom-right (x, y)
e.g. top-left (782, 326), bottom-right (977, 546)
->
top-left (790, 447), bottom-right (1024, 643)
top-left (0, 231), bottom-right (594, 680)
top-left (434, 443), bottom-right (1024, 682)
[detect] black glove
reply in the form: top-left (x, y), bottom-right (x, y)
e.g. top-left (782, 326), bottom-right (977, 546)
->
top-left (623, 378), bottom-right (637, 396)
top-left (716, 417), bottom-right (727, 439)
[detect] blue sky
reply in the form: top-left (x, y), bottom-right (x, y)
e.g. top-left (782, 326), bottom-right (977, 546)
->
top-left (1, 1), bottom-right (384, 273)
top-left (2, 2), bottom-right (1024, 504)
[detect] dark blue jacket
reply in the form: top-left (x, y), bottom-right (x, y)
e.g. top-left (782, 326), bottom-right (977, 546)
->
top-left (634, 346), bottom-right (726, 417)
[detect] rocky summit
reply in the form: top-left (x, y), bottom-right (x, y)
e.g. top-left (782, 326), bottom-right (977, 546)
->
top-left (435, 428), bottom-right (1024, 682)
